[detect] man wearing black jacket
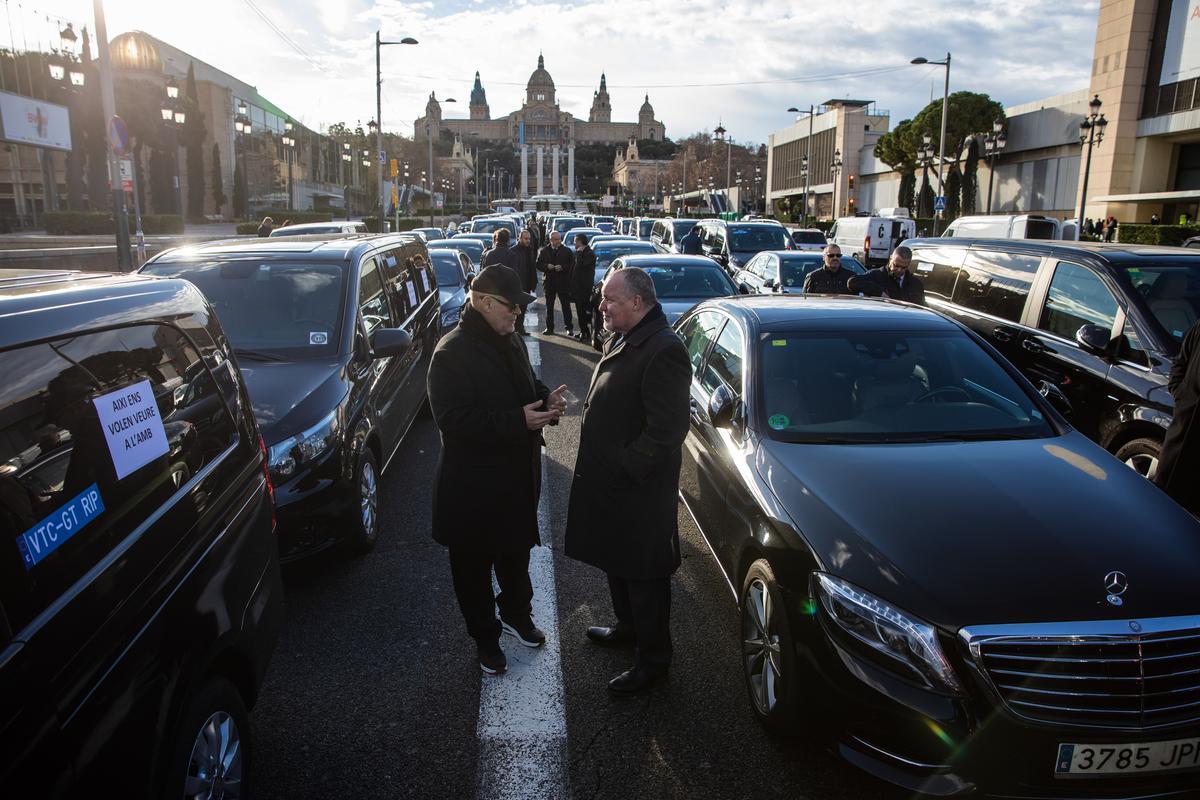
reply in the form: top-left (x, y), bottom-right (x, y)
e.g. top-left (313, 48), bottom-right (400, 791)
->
top-left (511, 229), bottom-right (538, 335)
top-left (428, 266), bottom-right (568, 675)
top-left (803, 244), bottom-right (857, 295)
top-left (536, 230), bottom-right (575, 335)
top-left (568, 233), bottom-right (596, 341)
top-left (847, 246), bottom-right (925, 305)
top-left (481, 228), bottom-right (518, 271)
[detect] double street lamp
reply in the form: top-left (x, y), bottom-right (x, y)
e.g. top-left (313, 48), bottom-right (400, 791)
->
top-left (1078, 94), bottom-right (1109, 239)
top-left (281, 120), bottom-right (296, 211)
top-left (234, 101), bottom-right (250, 220)
top-left (916, 131), bottom-right (936, 216)
top-left (375, 32), bottom-right (419, 224)
top-left (161, 77), bottom-right (186, 215)
top-left (714, 121), bottom-right (731, 211)
top-left (787, 105), bottom-right (816, 221)
top-left (982, 118), bottom-right (1007, 214)
top-left (830, 149), bottom-right (843, 219)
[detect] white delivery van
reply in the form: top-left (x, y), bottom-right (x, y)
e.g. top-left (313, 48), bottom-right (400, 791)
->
top-left (940, 214), bottom-right (1075, 240)
top-left (826, 215), bottom-right (917, 267)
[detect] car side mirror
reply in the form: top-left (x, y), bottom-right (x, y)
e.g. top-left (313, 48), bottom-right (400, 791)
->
top-left (739, 283), bottom-right (751, 295)
top-left (763, 278), bottom-right (776, 289)
top-left (709, 384), bottom-right (736, 428)
top-left (1075, 323), bottom-right (1111, 355)
top-left (370, 328), bottom-right (412, 359)
top-left (1039, 380), bottom-right (1072, 417)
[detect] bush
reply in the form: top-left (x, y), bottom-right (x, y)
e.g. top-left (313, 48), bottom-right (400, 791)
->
top-left (141, 215), bottom-right (184, 235)
top-left (361, 217), bottom-right (426, 233)
top-left (43, 212), bottom-right (184, 235)
top-left (236, 223), bottom-right (260, 235)
top-left (1116, 223), bottom-right (1200, 246)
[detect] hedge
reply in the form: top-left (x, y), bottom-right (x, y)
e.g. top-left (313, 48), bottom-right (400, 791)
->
top-left (1115, 223), bottom-right (1200, 246)
top-left (44, 212), bottom-right (184, 235)
top-left (236, 223), bottom-right (260, 235)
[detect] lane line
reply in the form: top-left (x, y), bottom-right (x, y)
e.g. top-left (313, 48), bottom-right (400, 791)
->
top-left (476, 303), bottom-right (570, 800)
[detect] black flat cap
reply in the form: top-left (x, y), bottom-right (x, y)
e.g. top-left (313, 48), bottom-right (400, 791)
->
top-left (471, 265), bottom-right (536, 307)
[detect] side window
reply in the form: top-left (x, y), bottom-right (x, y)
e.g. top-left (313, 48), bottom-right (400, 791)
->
top-left (0, 324), bottom-right (238, 633)
top-left (745, 255), bottom-right (762, 278)
top-left (701, 320), bottom-right (745, 396)
top-left (951, 251), bottom-right (1039, 321)
top-left (910, 246), bottom-right (965, 300)
top-left (1118, 319), bottom-right (1149, 367)
top-left (677, 311), bottom-right (724, 376)
top-left (1039, 261), bottom-right (1119, 339)
top-left (358, 257), bottom-right (395, 335)
top-left (713, 230), bottom-right (726, 252)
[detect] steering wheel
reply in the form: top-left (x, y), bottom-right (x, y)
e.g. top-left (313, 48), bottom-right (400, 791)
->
top-left (915, 386), bottom-right (972, 404)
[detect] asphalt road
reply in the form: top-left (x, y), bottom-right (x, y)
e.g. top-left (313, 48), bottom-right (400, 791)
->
top-left (250, 298), bottom-right (904, 800)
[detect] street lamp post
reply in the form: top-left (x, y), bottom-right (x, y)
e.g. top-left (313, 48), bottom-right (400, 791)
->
top-left (376, 31), bottom-right (419, 228)
top-left (787, 105), bottom-right (816, 223)
top-left (1078, 94), bottom-right (1109, 240)
top-left (341, 142), bottom-right (352, 219)
top-left (715, 121), bottom-right (731, 214)
top-left (911, 53), bottom-right (951, 234)
top-left (282, 119), bottom-right (296, 211)
top-left (983, 118), bottom-right (1007, 215)
top-left (916, 131), bottom-right (935, 219)
top-left (161, 76), bottom-right (185, 216)
top-left (830, 149), bottom-right (843, 219)
top-left (234, 101), bottom-right (250, 221)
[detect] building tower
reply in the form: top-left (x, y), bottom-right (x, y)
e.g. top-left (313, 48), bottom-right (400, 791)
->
top-left (469, 71), bottom-right (489, 120)
top-left (638, 94), bottom-right (657, 139)
top-left (589, 72), bottom-right (611, 123)
top-left (526, 53), bottom-right (555, 106)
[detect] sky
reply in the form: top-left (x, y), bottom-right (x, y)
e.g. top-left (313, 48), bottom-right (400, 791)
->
top-left (39, 0), bottom-right (1099, 145)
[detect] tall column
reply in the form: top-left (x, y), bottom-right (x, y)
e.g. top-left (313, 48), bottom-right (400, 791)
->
top-left (536, 146), bottom-right (544, 196)
top-left (520, 145), bottom-right (529, 198)
top-left (552, 145), bottom-right (560, 194)
top-left (567, 145), bottom-right (575, 196)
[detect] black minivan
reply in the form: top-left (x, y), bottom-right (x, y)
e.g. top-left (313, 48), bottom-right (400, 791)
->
top-left (142, 233), bottom-right (435, 560)
top-left (904, 238), bottom-right (1196, 478)
top-left (0, 269), bottom-right (282, 797)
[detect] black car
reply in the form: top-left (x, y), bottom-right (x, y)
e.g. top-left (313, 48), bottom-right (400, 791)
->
top-left (0, 269), bottom-right (282, 797)
top-left (734, 250), bottom-right (866, 294)
top-left (650, 218), bottom-right (700, 253)
top-left (141, 234), bottom-right (432, 560)
top-left (905, 238), bottom-right (1198, 479)
top-left (674, 294), bottom-right (1200, 798)
top-left (429, 247), bottom-right (474, 329)
top-left (696, 219), bottom-right (795, 274)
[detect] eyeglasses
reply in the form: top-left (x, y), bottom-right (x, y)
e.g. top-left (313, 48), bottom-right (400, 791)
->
top-left (825, 253), bottom-right (842, 259)
top-left (487, 294), bottom-right (519, 312)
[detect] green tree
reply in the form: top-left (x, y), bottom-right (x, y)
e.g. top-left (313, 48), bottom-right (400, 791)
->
top-left (962, 138), bottom-right (979, 214)
top-left (946, 164), bottom-right (962, 220)
top-left (211, 142), bottom-right (226, 215)
top-left (899, 172), bottom-right (916, 214)
top-left (918, 171), bottom-right (934, 218)
top-left (184, 63), bottom-right (208, 219)
top-left (911, 91), bottom-right (1005, 219)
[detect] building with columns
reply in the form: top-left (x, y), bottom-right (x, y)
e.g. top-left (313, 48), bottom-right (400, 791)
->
top-left (413, 55), bottom-right (666, 197)
top-left (611, 136), bottom-right (672, 196)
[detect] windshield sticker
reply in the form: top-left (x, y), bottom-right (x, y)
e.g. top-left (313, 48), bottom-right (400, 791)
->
top-left (16, 483), bottom-right (105, 571)
top-left (309, 331), bottom-right (329, 345)
top-left (772, 339), bottom-right (788, 347)
top-left (768, 414), bottom-right (790, 430)
top-left (92, 379), bottom-right (170, 479)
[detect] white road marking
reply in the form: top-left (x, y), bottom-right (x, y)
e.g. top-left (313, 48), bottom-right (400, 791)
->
top-left (476, 301), bottom-right (569, 800)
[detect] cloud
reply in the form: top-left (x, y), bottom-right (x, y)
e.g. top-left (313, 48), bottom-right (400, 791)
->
top-left (47, 0), bottom-right (1097, 144)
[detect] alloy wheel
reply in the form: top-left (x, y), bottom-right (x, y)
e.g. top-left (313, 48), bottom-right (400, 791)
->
top-left (360, 458), bottom-right (378, 540)
top-left (1124, 452), bottom-right (1158, 480)
top-left (742, 578), bottom-right (782, 715)
top-left (185, 711), bottom-right (242, 799)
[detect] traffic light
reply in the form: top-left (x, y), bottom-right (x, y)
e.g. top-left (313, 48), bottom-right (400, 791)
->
top-left (848, 175), bottom-right (855, 190)
top-left (390, 159), bottom-right (399, 178)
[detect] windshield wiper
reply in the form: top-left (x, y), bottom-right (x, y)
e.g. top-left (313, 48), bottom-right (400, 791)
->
top-left (913, 432), bottom-right (1041, 442)
top-left (233, 348), bottom-right (288, 362)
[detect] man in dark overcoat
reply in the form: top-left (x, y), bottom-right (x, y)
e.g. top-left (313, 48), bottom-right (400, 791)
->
top-left (428, 265), bottom-right (567, 674)
top-left (565, 267), bottom-right (691, 695)
top-left (1156, 318), bottom-right (1200, 515)
top-left (568, 233), bottom-right (597, 341)
top-left (480, 227), bottom-right (518, 271)
top-left (511, 228), bottom-right (539, 336)
top-left (847, 245), bottom-right (926, 305)
top-left (802, 243), bottom-right (857, 295)
top-left (536, 230), bottom-right (575, 335)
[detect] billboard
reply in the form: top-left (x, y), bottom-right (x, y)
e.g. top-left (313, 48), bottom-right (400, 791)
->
top-left (0, 90), bottom-right (71, 151)
top-left (1161, 0), bottom-right (1200, 85)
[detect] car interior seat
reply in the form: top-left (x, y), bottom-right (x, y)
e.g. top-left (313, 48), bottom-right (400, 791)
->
top-left (1146, 272), bottom-right (1198, 336)
top-left (853, 347), bottom-right (926, 413)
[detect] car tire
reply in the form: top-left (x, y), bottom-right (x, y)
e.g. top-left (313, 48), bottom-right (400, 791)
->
top-left (740, 559), bottom-right (800, 734)
top-left (346, 447), bottom-right (381, 555)
top-left (164, 677), bottom-right (251, 800)
top-left (1115, 437), bottom-right (1161, 481)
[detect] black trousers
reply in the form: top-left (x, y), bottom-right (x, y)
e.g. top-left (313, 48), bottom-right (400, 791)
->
top-left (449, 547), bottom-right (533, 643)
top-left (574, 300), bottom-right (591, 335)
top-left (544, 284), bottom-right (573, 332)
top-left (608, 574), bottom-right (671, 668)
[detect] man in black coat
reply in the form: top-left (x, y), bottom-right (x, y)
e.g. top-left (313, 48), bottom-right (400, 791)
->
top-left (569, 233), bottom-right (596, 341)
top-left (1155, 319), bottom-right (1200, 515)
top-left (511, 229), bottom-right (539, 336)
top-left (536, 230), bottom-right (575, 335)
top-left (847, 245), bottom-right (926, 305)
top-left (480, 228), bottom-right (518, 271)
top-left (565, 267), bottom-right (691, 695)
top-left (802, 244), bottom-right (857, 295)
top-left (428, 266), bottom-right (568, 675)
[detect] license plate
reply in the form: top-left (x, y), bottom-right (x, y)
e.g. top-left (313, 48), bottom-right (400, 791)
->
top-left (1055, 737), bottom-right (1200, 777)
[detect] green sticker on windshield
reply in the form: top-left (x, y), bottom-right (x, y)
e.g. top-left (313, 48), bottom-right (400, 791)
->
top-left (768, 414), bottom-right (790, 430)
top-left (772, 339), bottom-right (787, 347)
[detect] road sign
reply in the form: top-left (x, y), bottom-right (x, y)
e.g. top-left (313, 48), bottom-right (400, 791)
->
top-left (108, 115), bottom-right (129, 156)
top-left (934, 195), bottom-right (946, 213)
top-left (434, 193), bottom-right (444, 209)
top-left (108, 157), bottom-right (134, 192)
top-left (379, 150), bottom-right (386, 165)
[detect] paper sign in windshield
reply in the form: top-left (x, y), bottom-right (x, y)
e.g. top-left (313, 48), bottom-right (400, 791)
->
top-left (93, 379), bottom-right (169, 479)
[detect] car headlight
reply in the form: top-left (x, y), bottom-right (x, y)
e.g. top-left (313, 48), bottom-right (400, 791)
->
top-left (268, 408), bottom-right (341, 483)
top-left (815, 573), bottom-right (961, 693)
top-left (441, 306), bottom-right (462, 327)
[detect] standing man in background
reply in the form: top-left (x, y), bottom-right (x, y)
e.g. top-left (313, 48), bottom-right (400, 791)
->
top-left (536, 230), bottom-right (575, 335)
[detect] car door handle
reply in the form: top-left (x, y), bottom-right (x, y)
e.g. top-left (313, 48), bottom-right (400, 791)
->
top-left (1022, 338), bottom-right (1054, 354)
top-left (992, 327), bottom-right (1013, 343)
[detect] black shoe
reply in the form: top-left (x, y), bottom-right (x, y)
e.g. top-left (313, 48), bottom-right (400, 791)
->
top-left (608, 665), bottom-right (668, 696)
top-left (565, 328), bottom-right (574, 336)
top-left (541, 328), bottom-right (555, 335)
top-left (502, 619), bottom-right (546, 648)
top-left (586, 625), bottom-right (636, 649)
top-left (477, 640), bottom-right (507, 675)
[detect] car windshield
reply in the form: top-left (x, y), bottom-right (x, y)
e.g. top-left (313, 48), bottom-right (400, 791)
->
top-left (759, 330), bottom-right (1055, 443)
top-left (428, 239), bottom-right (482, 260)
top-left (555, 218), bottom-right (586, 232)
top-left (595, 243), bottom-right (655, 271)
top-left (642, 265), bottom-right (737, 298)
top-left (729, 226), bottom-right (791, 252)
top-left (792, 230), bottom-right (827, 245)
top-left (141, 259), bottom-right (345, 357)
top-left (778, 254), bottom-right (865, 287)
top-left (1120, 262), bottom-right (1200, 346)
top-left (431, 256), bottom-right (463, 287)
top-left (472, 220), bottom-right (510, 233)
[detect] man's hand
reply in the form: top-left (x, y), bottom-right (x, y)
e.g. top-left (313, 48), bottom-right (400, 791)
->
top-left (524, 400), bottom-right (558, 430)
top-left (546, 384), bottom-right (569, 416)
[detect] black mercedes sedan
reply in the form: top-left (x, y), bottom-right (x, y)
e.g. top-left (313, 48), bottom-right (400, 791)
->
top-left (675, 295), bottom-right (1200, 797)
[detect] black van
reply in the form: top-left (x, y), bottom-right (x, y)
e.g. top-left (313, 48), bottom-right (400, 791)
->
top-left (141, 234), bottom-right (433, 560)
top-left (0, 269), bottom-right (282, 797)
top-left (904, 238), bottom-right (1197, 477)
top-left (695, 219), bottom-right (794, 274)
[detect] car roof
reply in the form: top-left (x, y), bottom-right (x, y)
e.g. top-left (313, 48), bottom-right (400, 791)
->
top-left (427, 238), bottom-right (480, 247)
top-left (427, 248), bottom-right (468, 259)
top-left (593, 240), bottom-right (654, 249)
top-left (904, 237), bottom-right (1200, 263)
top-left (619, 254), bottom-right (721, 268)
top-left (692, 294), bottom-right (963, 332)
top-left (145, 232), bottom-right (421, 264)
top-left (271, 221), bottom-right (359, 233)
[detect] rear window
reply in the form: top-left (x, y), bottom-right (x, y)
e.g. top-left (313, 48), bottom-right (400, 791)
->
top-left (0, 324), bottom-right (239, 632)
top-left (471, 220), bottom-right (511, 234)
top-left (671, 221), bottom-right (697, 239)
top-left (642, 265), bottom-right (737, 298)
top-left (792, 231), bottom-right (827, 245)
top-left (595, 243), bottom-right (656, 271)
top-left (638, 220), bottom-right (654, 236)
top-left (729, 226), bottom-right (791, 252)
